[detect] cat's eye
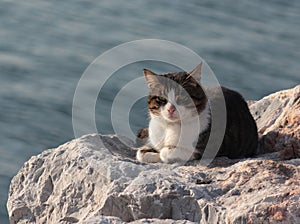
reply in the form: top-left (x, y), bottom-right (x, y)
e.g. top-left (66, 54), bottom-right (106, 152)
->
top-left (156, 96), bottom-right (167, 104)
top-left (176, 95), bottom-right (189, 104)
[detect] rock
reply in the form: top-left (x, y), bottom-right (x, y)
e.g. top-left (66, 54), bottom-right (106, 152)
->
top-left (7, 135), bottom-right (202, 224)
top-left (249, 85), bottom-right (300, 159)
top-left (7, 85), bottom-right (300, 223)
top-left (7, 135), bottom-right (300, 224)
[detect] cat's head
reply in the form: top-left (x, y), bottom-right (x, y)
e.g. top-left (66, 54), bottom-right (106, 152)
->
top-left (144, 63), bottom-right (207, 123)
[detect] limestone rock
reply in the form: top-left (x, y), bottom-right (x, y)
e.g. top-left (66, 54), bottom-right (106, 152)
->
top-left (7, 134), bottom-right (300, 223)
top-left (249, 85), bottom-right (300, 158)
top-left (7, 134), bottom-right (203, 224)
top-left (7, 85), bottom-right (300, 223)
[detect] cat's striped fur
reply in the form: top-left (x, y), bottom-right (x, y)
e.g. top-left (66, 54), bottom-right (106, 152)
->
top-left (136, 64), bottom-right (258, 163)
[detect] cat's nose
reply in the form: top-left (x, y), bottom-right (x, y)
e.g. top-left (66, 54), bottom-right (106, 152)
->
top-left (168, 104), bottom-right (176, 114)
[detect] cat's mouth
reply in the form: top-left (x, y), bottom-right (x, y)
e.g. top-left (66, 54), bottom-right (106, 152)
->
top-left (164, 112), bottom-right (180, 122)
top-left (168, 113), bottom-right (177, 119)
top-left (168, 114), bottom-right (177, 120)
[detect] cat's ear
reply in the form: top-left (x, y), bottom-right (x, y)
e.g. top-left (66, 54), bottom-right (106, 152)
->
top-left (188, 63), bottom-right (203, 83)
top-left (143, 69), bottom-right (160, 89)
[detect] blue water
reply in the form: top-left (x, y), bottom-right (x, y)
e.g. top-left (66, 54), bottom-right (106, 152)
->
top-left (0, 0), bottom-right (299, 222)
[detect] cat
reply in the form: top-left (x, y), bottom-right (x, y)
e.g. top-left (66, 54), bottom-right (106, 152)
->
top-left (136, 63), bottom-right (258, 163)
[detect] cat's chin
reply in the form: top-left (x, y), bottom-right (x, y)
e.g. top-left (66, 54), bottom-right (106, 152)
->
top-left (162, 115), bottom-right (180, 123)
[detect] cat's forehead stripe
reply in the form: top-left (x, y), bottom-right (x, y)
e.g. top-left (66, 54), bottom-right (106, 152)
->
top-left (167, 89), bottom-right (176, 104)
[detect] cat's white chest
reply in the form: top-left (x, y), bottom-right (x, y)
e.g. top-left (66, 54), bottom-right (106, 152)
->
top-left (149, 118), bottom-right (197, 150)
top-left (148, 105), bottom-right (210, 151)
top-left (149, 117), bottom-right (175, 149)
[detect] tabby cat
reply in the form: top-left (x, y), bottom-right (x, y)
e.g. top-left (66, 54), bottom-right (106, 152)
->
top-left (136, 63), bottom-right (258, 163)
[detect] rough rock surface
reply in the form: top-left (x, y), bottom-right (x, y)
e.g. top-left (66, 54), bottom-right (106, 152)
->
top-left (7, 85), bottom-right (300, 224)
top-left (250, 85), bottom-right (300, 158)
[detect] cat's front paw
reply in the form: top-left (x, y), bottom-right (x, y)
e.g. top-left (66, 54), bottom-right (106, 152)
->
top-left (136, 147), bottom-right (161, 163)
top-left (160, 146), bottom-right (193, 163)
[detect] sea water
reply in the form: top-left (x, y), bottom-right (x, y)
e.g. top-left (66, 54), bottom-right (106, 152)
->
top-left (0, 0), bottom-right (299, 222)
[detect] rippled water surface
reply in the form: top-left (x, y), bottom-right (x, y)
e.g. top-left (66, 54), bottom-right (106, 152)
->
top-left (0, 0), bottom-right (299, 222)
